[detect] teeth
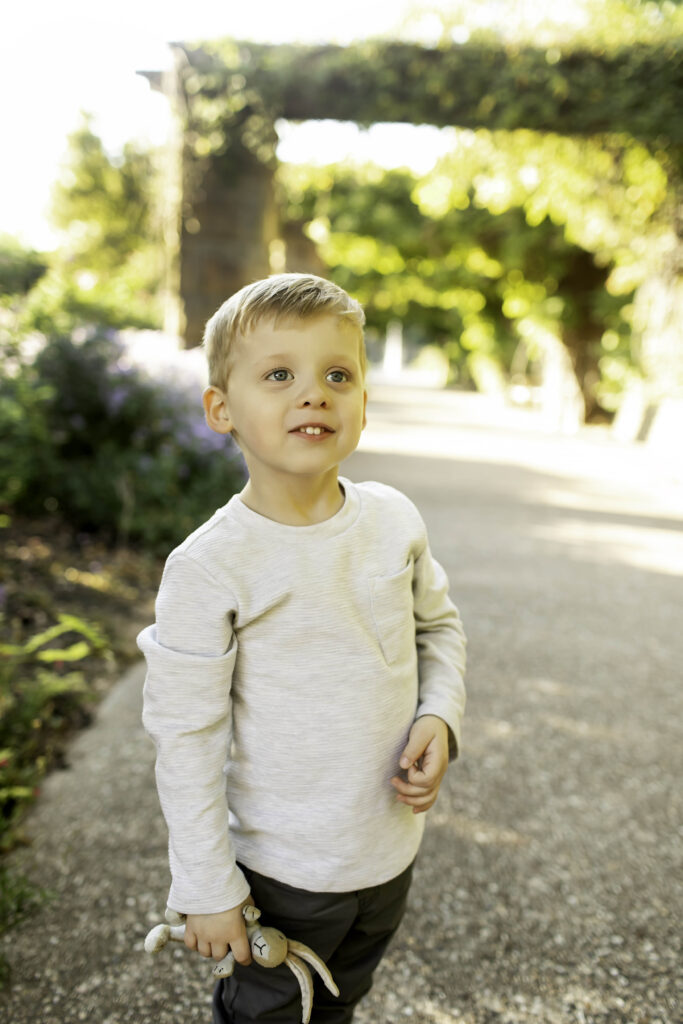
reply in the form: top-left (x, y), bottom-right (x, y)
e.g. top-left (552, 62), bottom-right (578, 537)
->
top-left (301, 426), bottom-right (323, 434)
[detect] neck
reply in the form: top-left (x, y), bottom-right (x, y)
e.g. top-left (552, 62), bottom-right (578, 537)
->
top-left (240, 471), bottom-right (345, 525)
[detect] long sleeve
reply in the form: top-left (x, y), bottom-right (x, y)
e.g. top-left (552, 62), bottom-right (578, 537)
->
top-left (138, 480), bottom-right (466, 897)
top-left (412, 536), bottom-right (467, 760)
top-left (138, 553), bottom-right (250, 914)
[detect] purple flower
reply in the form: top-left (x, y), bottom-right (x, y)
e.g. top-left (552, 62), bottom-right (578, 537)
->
top-left (106, 384), bottom-right (130, 415)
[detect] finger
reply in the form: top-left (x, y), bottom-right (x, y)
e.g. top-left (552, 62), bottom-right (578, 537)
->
top-left (395, 788), bottom-right (437, 806)
top-left (403, 793), bottom-right (438, 813)
top-left (211, 943), bottom-right (229, 962)
top-left (197, 941), bottom-right (213, 958)
top-left (391, 776), bottom-right (431, 795)
top-left (395, 782), bottom-right (438, 804)
top-left (399, 748), bottom-right (425, 771)
top-left (394, 766), bottom-right (431, 784)
top-left (392, 782), bottom-right (431, 801)
top-left (412, 800), bottom-right (436, 814)
top-left (184, 929), bottom-right (198, 952)
top-left (412, 744), bottom-right (441, 766)
top-left (409, 761), bottom-right (445, 788)
top-left (408, 772), bottom-right (441, 792)
top-left (230, 930), bottom-right (252, 966)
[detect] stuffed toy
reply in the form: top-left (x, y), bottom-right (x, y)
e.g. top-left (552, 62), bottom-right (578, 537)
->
top-left (144, 904), bottom-right (339, 1024)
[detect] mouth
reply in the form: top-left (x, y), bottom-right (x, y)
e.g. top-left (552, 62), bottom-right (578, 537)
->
top-left (290, 424), bottom-right (335, 436)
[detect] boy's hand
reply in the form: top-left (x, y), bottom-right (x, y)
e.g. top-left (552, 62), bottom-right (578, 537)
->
top-left (391, 715), bottom-right (450, 814)
top-left (184, 894), bottom-right (255, 964)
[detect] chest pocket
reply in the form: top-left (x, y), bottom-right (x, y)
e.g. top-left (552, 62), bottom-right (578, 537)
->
top-left (370, 561), bottom-right (415, 666)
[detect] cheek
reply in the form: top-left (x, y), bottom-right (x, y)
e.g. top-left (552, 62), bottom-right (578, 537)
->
top-left (247, 418), bottom-right (280, 448)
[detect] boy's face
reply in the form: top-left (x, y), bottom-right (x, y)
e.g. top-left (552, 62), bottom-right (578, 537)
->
top-left (206, 314), bottom-right (367, 488)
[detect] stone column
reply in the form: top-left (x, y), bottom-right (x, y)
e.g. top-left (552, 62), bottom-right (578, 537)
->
top-left (140, 56), bottom-right (278, 347)
top-left (179, 155), bottom-right (277, 347)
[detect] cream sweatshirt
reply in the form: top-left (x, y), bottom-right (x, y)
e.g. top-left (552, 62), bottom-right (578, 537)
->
top-left (138, 478), bottom-right (466, 915)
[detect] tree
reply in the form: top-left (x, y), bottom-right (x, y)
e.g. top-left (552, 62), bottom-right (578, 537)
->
top-left (278, 152), bottom-right (639, 419)
top-left (22, 115), bottom-right (164, 335)
top-left (0, 237), bottom-right (47, 298)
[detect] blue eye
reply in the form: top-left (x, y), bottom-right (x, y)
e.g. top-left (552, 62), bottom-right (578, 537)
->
top-left (266, 369), bottom-right (293, 382)
top-left (327, 370), bottom-right (349, 383)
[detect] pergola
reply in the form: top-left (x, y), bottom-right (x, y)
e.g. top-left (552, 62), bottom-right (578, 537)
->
top-left (141, 38), bottom-right (682, 351)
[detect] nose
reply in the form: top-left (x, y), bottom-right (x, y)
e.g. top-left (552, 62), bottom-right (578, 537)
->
top-left (297, 377), bottom-right (329, 408)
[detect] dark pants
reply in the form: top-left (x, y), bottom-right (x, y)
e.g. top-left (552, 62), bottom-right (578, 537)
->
top-left (212, 860), bottom-right (415, 1024)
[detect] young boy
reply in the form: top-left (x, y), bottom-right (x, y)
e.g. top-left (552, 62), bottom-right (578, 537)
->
top-left (138, 273), bottom-right (466, 1023)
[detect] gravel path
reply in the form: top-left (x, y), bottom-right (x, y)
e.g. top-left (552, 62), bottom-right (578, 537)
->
top-left (2, 395), bottom-right (681, 1024)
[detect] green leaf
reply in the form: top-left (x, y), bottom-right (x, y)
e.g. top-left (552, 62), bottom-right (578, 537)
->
top-left (35, 642), bottom-right (91, 663)
top-left (0, 786), bottom-right (34, 800)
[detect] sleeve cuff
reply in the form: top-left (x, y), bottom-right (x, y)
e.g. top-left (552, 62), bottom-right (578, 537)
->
top-left (167, 862), bottom-right (251, 917)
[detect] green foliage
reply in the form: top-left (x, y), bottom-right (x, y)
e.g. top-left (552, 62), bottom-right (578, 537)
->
top-left (413, 129), bottom-right (674, 291)
top-left (25, 115), bottom-right (164, 333)
top-left (277, 156), bottom-right (636, 415)
top-left (0, 340), bottom-right (54, 510)
top-left (0, 866), bottom-right (50, 986)
top-left (167, 20), bottom-right (681, 417)
top-left (0, 330), bottom-right (244, 552)
top-left (415, 128), bottom-right (677, 409)
top-left (177, 33), bottom-right (682, 153)
top-left (0, 237), bottom-right (47, 298)
top-left (0, 612), bottom-right (104, 981)
top-left (50, 118), bottom-right (152, 265)
top-left (181, 56), bottom-right (279, 181)
top-left (162, 17), bottom-right (681, 229)
top-left (0, 867), bottom-right (48, 934)
top-left (0, 614), bottom-right (109, 854)
top-left (400, 0), bottom-right (683, 49)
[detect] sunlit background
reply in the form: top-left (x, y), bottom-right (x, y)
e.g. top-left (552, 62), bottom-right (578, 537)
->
top-left (2, 0), bottom-right (681, 545)
top-left (1, 7), bottom-right (682, 1020)
top-left (0, 0), bottom-right (648, 248)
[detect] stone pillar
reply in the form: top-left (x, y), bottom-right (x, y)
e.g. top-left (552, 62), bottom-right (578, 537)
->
top-left (281, 220), bottom-right (326, 276)
top-left (179, 156), bottom-right (277, 347)
top-left (141, 56), bottom-right (278, 347)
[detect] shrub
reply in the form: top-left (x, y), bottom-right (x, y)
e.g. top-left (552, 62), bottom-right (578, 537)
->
top-left (0, 615), bottom-right (104, 984)
top-left (0, 236), bottom-right (48, 298)
top-left (0, 865), bottom-right (50, 986)
top-left (0, 330), bottom-right (244, 552)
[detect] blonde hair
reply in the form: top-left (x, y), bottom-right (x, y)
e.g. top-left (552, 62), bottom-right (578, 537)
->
top-left (203, 273), bottom-right (366, 389)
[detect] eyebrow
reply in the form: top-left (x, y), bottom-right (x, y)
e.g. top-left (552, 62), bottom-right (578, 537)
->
top-left (327, 354), bottom-right (360, 365)
top-left (254, 353), bottom-right (360, 367)
top-left (254, 353), bottom-right (292, 365)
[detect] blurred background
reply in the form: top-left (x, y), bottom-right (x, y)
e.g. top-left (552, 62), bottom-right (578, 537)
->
top-left (1, 0), bottom-right (682, 1002)
top-left (3, 1), bottom-right (682, 432)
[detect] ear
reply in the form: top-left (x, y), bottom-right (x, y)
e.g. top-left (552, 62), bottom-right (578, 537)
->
top-left (203, 386), bottom-right (234, 435)
top-left (361, 389), bottom-right (368, 430)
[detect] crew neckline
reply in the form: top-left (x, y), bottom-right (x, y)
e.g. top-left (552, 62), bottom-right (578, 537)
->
top-left (226, 477), bottom-right (360, 538)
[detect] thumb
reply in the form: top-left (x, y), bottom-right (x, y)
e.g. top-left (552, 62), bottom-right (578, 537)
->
top-left (399, 736), bottom-right (425, 770)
